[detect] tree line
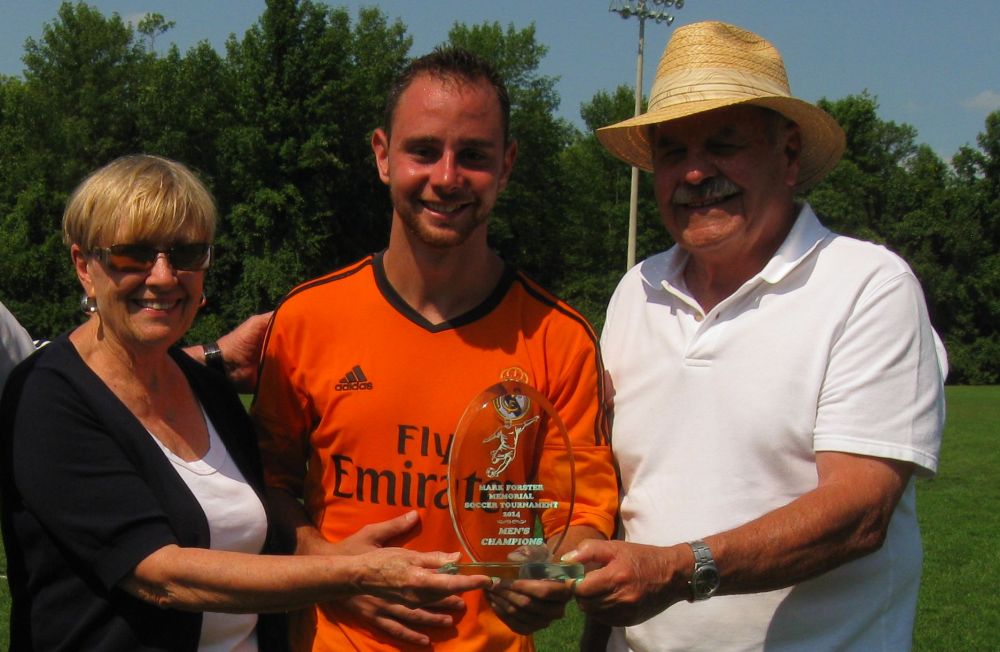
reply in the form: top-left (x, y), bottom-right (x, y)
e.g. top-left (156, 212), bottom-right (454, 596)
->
top-left (0, 1), bottom-right (997, 383)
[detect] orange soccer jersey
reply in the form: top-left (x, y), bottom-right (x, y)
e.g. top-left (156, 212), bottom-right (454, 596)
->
top-left (253, 252), bottom-right (618, 652)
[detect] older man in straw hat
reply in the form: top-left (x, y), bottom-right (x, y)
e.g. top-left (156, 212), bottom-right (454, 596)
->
top-left (563, 21), bottom-right (946, 651)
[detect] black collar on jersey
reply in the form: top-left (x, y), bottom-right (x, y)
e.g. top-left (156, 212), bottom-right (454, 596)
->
top-left (372, 249), bottom-right (517, 333)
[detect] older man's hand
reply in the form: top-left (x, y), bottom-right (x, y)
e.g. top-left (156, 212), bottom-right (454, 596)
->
top-left (564, 540), bottom-right (690, 627)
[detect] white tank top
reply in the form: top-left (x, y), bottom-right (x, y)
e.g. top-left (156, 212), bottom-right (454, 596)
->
top-left (149, 406), bottom-right (268, 652)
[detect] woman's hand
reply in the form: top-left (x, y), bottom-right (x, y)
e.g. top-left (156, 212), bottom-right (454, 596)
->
top-left (355, 548), bottom-right (493, 607)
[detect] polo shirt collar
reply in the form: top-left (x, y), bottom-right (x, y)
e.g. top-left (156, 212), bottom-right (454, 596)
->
top-left (758, 203), bottom-right (830, 283)
top-left (641, 203), bottom-right (831, 296)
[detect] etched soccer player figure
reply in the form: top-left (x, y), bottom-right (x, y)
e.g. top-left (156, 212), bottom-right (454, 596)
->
top-left (483, 391), bottom-right (540, 479)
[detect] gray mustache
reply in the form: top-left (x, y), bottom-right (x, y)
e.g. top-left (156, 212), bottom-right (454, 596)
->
top-left (672, 178), bottom-right (740, 204)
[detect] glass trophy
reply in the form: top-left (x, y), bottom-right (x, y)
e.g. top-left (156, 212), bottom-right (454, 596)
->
top-left (440, 380), bottom-right (584, 581)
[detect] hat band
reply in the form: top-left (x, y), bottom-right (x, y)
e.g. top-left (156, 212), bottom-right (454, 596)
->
top-left (648, 68), bottom-right (791, 111)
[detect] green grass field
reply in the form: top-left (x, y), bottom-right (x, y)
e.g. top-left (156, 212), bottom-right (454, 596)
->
top-left (2, 386), bottom-right (996, 649)
top-left (912, 386), bottom-right (1000, 651)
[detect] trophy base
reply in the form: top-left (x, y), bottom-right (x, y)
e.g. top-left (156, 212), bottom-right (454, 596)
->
top-left (439, 561), bottom-right (585, 581)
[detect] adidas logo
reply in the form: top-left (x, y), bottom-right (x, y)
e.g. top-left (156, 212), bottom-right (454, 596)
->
top-left (335, 365), bottom-right (374, 391)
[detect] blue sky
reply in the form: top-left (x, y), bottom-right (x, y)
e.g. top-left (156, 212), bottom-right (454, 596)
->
top-left (2, 1), bottom-right (998, 160)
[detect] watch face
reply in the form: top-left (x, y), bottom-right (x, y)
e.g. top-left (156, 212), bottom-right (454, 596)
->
top-left (693, 566), bottom-right (720, 598)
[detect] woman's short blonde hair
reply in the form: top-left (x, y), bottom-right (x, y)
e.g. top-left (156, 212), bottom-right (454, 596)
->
top-left (62, 154), bottom-right (216, 252)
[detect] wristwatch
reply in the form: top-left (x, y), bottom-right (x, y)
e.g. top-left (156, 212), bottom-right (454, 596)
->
top-left (202, 341), bottom-right (226, 375)
top-left (688, 540), bottom-right (720, 601)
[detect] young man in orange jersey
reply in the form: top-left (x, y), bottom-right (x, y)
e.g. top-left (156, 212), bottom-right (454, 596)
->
top-left (253, 48), bottom-right (618, 651)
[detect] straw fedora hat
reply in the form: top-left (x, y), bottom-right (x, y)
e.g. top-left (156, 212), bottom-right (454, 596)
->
top-left (596, 21), bottom-right (845, 191)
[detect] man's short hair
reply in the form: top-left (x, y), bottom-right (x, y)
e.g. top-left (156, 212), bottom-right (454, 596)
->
top-left (382, 47), bottom-right (511, 145)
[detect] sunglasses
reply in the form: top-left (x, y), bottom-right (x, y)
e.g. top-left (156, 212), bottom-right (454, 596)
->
top-left (91, 243), bottom-right (213, 273)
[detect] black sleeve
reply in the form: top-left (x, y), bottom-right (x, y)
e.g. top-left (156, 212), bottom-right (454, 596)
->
top-left (10, 366), bottom-right (178, 590)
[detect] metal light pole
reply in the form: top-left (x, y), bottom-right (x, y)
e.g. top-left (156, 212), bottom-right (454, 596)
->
top-left (609, 0), bottom-right (684, 270)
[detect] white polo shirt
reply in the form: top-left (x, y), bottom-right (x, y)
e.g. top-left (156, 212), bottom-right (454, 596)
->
top-left (0, 301), bottom-right (35, 396)
top-left (601, 204), bottom-right (945, 652)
